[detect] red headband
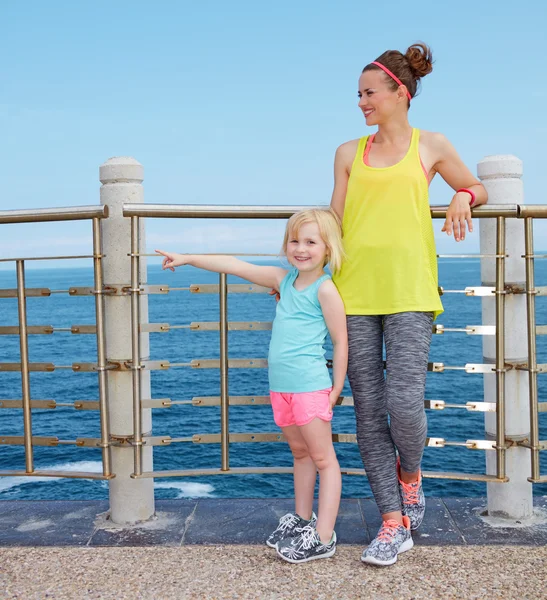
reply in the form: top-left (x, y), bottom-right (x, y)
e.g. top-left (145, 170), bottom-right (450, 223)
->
top-left (371, 61), bottom-right (412, 102)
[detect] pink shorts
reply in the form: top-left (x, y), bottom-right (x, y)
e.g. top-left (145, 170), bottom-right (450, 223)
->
top-left (270, 387), bottom-right (333, 428)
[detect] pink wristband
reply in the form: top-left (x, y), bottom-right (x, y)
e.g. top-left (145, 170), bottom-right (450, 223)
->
top-left (457, 188), bottom-right (476, 207)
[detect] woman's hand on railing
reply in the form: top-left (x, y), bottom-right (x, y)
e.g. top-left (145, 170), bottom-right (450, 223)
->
top-left (441, 193), bottom-right (473, 242)
top-left (155, 249), bottom-right (189, 271)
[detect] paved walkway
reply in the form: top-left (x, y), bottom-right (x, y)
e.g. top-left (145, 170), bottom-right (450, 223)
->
top-left (1, 498), bottom-right (546, 598)
top-left (0, 497), bottom-right (546, 547)
top-left (2, 545), bottom-right (546, 599)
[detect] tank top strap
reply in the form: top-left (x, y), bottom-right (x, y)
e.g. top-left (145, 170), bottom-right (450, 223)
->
top-left (352, 136), bottom-right (369, 171)
top-left (310, 273), bottom-right (330, 296)
top-left (409, 128), bottom-right (430, 183)
top-left (409, 128), bottom-right (421, 163)
top-left (280, 268), bottom-right (298, 293)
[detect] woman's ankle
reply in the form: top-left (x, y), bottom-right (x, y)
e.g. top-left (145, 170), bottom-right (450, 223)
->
top-left (382, 511), bottom-right (404, 526)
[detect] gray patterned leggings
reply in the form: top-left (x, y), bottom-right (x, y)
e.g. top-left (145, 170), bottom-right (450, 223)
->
top-left (347, 312), bottom-right (433, 515)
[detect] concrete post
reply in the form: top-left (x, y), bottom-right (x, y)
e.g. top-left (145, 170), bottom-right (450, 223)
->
top-left (478, 155), bottom-right (533, 519)
top-left (100, 157), bottom-right (154, 524)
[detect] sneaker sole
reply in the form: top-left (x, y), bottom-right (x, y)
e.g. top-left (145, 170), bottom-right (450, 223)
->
top-left (361, 537), bottom-right (414, 567)
top-left (276, 547), bottom-right (336, 564)
top-left (265, 540), bottom-right (277, 549)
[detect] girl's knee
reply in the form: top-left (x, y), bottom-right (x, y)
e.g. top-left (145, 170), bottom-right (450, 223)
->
top-left (309, 450), bottom-right (338, 472)
top-left (290, 443), bottom-right (310, 461)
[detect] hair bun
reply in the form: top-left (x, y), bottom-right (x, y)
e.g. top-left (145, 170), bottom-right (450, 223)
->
top-left (405, 42), bottom-right (433, 79)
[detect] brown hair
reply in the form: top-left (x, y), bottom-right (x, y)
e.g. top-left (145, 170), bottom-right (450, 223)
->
top-left (363, 42), bottom-right (433, 103)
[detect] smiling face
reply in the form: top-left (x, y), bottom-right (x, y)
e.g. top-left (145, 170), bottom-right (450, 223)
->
top-left (285, 220), bottom-right (328, 273)
top-left (358, 69), bottom-right (405, 126)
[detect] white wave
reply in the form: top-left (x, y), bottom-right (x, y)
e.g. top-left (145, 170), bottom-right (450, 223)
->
top-left (154, 481), bottom-right (215, 498)
top-left (0, 460), bottom-right (102, 493)
top-left (0, 461), bottom-right (215, 499)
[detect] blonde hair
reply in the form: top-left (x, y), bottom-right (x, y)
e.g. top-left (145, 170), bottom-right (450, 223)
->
top-left (281, 208), bottom-right (345, 274)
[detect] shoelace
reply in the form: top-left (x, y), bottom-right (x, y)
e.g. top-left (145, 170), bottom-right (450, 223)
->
top-left (294, 524), bottom-right (319, 550)
top-left (377, 520), bottom-right (401, 543)
top-left (401, 480), bottom-right (420, 504)
top-left (276, 513), bottom-right (299, 533)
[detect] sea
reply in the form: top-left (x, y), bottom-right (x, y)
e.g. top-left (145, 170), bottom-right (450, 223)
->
top-left (0, 260), bottom-right (546, 501)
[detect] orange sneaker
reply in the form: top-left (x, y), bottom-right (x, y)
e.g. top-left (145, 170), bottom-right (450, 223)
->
top-left (397, 458), bottom-right (425, 530)
top-left (361, 516), bottom-right (413, 566)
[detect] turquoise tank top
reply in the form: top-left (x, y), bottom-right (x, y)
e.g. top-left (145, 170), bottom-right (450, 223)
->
top-left (268, 268), bottom-right (332, 393)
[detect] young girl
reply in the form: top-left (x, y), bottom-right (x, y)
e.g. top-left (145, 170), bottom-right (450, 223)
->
top-left (156, 208), bottom-right (348, 564)
top-left (330, 43), bottom-right (487, 566)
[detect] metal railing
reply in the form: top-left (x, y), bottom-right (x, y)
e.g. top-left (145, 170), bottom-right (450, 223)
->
top-left (120, 203), bottom-right (547, 484)
top-left (0, 203), bottom-right (545, 487)
top-left (0, 205), bottom-right (113, 480)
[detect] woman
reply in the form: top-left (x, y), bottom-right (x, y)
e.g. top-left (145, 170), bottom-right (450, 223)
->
top-left (330, 42), bottom-right (487, 566)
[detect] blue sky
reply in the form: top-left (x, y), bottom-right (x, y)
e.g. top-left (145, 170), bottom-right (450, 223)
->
top-left (0, 0), bottom-right (545, 268)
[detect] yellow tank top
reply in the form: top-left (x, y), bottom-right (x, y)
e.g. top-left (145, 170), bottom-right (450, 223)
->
top-left (333, 128), bottom-right (443, 319)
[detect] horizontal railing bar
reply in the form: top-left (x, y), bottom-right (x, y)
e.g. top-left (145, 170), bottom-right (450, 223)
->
top-left (0, 256), bottom-right (96, 263)
top-left (0, 205), bottom-right (108, 224)
top-left (0, 359), bottom-right (506, 375)
top-left (434, 325), bottom-right (495, 335)
top-left (132, 467), bottom-right (295, 478)
top-left (437, 254), bottom-right (505, 258)
top-left (145, 252), bottom-right (279, 257)
top-left (440, 286), bottom-right (494, 296)
top-left (192, 396), bottom-right (272, 406)
top-left (0, 288), bottom-right (51, 298)
top-left (0, 436), bottom-right (58, 446)
top-left (123, 203), bottom-right (525, 219)
top-left (188, 321), bottom-right (272, 332)
top-left (186, 283), bottom-right (542, 297)
top-left (432, 204), bottom-right (520, 218)
top-left (0, 326), bottom-right (54, 335)
top-left (147, 252), bottom-right (508, 259)
top-left (187, 396), bottom-right (495, 411)
top-left (189, 283), bottom-right (271, 294)
top-left (0, 436), bottom-right (110, 447)
top-left (518, 205), bottom-right (547, 218)
top-left (0, 470), bottom-right (113, 480)
top-left (138, 398), bottom-right (173, 408)
top-left (70, 325), bottom-right (96, 334)
top-left (421, 471), bottom-right (507, 482)
top-left (130, 467), bottom-right (506, 482)
top-left (124, 204), bottom-right (324, 219)
top-left (170, 359), bottom-right (494, 373)
top-left (155, 432), bottom-right (494, 449)
top-left (0, 361), bottom-right (170, 373)
top-left (0, 363), bottom-right (56, 372)
top-left (0, 400), bottom-right (56, 409)
top-left (4, 322), bottom-right (539, 337)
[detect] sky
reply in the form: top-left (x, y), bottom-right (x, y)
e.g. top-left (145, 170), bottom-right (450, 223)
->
top-left (0, 0), bottom-right (546, 269)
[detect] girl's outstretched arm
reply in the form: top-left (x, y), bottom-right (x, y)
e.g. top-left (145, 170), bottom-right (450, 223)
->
top-left (155, 250), bottom-right (287, 290)
top-left (318, 280), bottom-right (348, 409)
